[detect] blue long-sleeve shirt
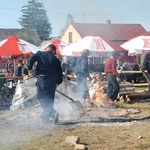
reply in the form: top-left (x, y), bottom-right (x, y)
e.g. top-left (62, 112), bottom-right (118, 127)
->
top-left (142, 52), bottom-right (150, 75)
top-left (28, 51), bottom-right (63, 84)
top-left (75, 54), bottom-right (89, 77)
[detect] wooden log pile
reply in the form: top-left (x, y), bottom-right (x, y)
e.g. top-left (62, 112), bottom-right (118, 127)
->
top-left (118, 90), bottom-right (150, 103)
top-left (89, 72), bottom-right (149, 104)
top-left (0, 85), bottom-right (15, 110)
top-left (0, 71), bottom-right (149, 110)
top-left (100, 82), bottom-right (135, 95)
top-left (0, 77), bottom-right (22, 110)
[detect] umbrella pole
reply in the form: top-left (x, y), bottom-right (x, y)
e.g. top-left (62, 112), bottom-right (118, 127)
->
top-left (13, 60), bottom-right (16, 75)
top-left (132, 56), bottom-right (150, 85)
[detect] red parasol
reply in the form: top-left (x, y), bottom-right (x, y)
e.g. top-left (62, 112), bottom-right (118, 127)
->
top-left (41, 39), bottom-right (67, 57)
top-left (0, 36), bottom-right (43, 60)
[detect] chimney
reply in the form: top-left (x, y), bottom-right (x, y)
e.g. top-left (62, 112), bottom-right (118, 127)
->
top-left (106, 20), bottom-right (111, 24)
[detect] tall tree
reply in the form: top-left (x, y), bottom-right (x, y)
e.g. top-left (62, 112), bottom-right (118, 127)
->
top-left (18, 0), bottom-right (51, 41)
top-left (16, 33), bottom-right (34, 44)
top-left (60, 14), bottom-right (74, 36)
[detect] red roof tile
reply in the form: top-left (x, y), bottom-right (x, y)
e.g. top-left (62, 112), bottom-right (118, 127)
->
top-left (72, 23), bottom-right (149, 41)
top-left (101, 36), bottom-right (128, 53)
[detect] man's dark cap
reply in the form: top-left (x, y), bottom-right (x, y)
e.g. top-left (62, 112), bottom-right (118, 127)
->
top-left (47, 44), bottom-right (56, 50)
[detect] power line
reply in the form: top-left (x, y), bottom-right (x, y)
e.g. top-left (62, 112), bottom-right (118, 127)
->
top-left (0, 7), bottom-right (150, 17)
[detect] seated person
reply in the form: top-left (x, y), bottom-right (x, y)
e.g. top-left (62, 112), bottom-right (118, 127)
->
top-left (132, 63), bottom-right (141, 83)
top-left (22, 67), bottom-right (29, 80)
top-left (4, 60), bottom-right (14, 76)
top-left (141, 52), bottom-right (150, 94)
top-left (15, 59), bottom-right (24, 76)
top-left (97, 63), bottom-right (105, 72)
top-left (88, 58), bottom-right (96, 73)
top-left (61, 56), bottom-right (75, 76)
top-left (6, 60), bottom-right (14, 71)
top-left (8, 67), bottom-right (14, 77)
top-left (117, 59), bottom-right (133, 82)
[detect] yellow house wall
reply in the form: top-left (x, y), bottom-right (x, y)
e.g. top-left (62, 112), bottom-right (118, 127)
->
top-left (61, 24), bottom-right (82, 44)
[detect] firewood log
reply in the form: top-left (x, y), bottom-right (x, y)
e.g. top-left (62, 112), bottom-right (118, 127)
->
top-left (128, 94), bottom-right (150, 99)
top-left (119, 91), bottom-right (136, 95)
top-left (132, 83), bottom-right (148, 87)
top-left (125, 95), bottom-right (131, 102)
top-left (120, 87), bottom-right (135, 92)
top-left (94, 82), bottom-right (108, 106)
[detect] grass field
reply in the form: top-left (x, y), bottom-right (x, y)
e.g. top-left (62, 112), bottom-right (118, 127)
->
top-left (13, 121), bottom-right (150, 150)
top-left (0, 102), bottom-right (150, 150)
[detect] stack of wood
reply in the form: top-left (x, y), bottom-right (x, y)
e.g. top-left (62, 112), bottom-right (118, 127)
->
top-left (118, 89), bottom-right (149, 103)
top-left (0, 86), bottom-right (15, 110)
top-left (89, 72), bottom-right (149, 104)
top-left (98, 81), bottom-right (135, 95)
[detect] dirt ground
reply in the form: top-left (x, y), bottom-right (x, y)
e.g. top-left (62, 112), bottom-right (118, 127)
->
top-left (0, 100), bottom-right (150, 150)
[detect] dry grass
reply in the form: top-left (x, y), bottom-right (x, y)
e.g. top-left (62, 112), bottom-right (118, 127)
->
top-left (8, 121), bottom-right (150, 150)
top-left (1, 102), bottom-right (150, 150)
top-left (118, 102), bottom-right (150, 109)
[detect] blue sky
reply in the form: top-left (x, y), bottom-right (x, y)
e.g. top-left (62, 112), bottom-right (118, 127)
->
top-left (0, 0), bottom-right (150, 37)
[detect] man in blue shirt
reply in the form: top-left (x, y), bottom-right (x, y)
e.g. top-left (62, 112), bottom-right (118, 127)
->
top-left (141, 52), bottom-right (150, 95)
top-left (28, 44), bottom-right (63, 124)
top-left (75, 49), bottom-right (92, 106)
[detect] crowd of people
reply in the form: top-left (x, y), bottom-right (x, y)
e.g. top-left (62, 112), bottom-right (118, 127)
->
top-left (0, 59), bottom-right (29, 78)
top-left (61, 54), bottom-right (142, 84)
top-left (0, 51), bottom-right (141, 86)
top-left (1, 44), bottom-right (148, 125)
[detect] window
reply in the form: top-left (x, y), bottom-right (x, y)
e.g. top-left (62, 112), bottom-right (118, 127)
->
top-left (68, 32), bottom-right (72, 43)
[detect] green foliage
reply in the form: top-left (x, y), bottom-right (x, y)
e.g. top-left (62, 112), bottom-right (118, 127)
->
top-left (16, 32), bottom-right (34, 44)
top-left (18, 0), bottom-right (52, 41)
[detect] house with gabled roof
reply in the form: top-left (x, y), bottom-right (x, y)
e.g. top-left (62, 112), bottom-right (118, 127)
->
top-left (0, 28), bottom-right (41, 46)
top-left (61, 21), bottom-right (149, 45)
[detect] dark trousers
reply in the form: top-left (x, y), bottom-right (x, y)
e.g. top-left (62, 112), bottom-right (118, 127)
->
top-left (126, 75), bottom-right (133, 83)
top-left (107, 73), bottom-right (120, 101)
top-left (120, 74), bottom-right (133, 83)
top-left (146, 73), bottom-right (150, 95)
top-left (76, 72), bottom-right (89, 99)
top-left (37, 75), bottom-right (56, 119)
